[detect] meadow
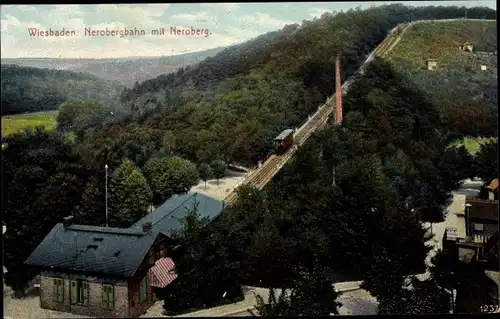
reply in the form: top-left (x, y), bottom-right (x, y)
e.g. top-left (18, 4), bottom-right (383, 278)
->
top-left (451, 136), bottom-right (497, 155)
top-left (1, 111), bottom-right (58, 137)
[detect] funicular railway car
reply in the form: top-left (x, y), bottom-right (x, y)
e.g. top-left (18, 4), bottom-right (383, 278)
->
top-left (274, 129), bottom-right (295, 155)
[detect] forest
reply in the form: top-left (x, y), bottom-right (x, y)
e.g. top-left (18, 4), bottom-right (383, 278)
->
top-left (68, 4), bottom-right (497, 170)
top-left (162, 58), bottom-right (498, 315)
top-left (1, 3), bottom-right (498, 315)
top-left (0, 64), bottom-right (124, 116)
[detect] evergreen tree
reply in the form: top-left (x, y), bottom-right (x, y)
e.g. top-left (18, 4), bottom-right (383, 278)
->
top-left (473, 140), bottom-right (498, 182)
top-left (198, 163), bottom-right (213, 189)
top-left (255, 265), bottom-right (342, 316)
top-left (211, 159), bottom-right (227, 184)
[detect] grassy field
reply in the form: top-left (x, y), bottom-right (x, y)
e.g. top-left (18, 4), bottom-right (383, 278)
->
top-left (1, 111), bottom-right (58, 138)
top-left (385, 20), bottom-right (497, 94)
top-left (388, 20), bottom-right (497, 65)
top-left (451, 137), bottom-right (497, 155)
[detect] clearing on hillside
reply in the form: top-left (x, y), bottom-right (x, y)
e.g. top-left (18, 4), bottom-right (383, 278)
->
top-left (384, 19), bottom-right (497, 137)
top-left (1, 111), bottom-right (58, 137)
top-left (451, 137), bottom-right (497, 156)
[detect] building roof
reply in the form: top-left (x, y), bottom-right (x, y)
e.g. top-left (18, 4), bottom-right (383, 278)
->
top-left (275, 129), bottom-right (294, 141)
top-left (24, 224), bottom-right (161, 277)
top-left (465, 197), bottom-right (499, 221)
top-left (486, 178), bottom-right (499, 191)
top-left (130, 192), bottom-right (223, 235)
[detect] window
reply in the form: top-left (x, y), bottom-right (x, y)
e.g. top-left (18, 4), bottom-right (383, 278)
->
top-left (71, 279), bottom-right (89, 306)
top-left (102, 284), bottom-right (115, 310)
top-left (473, 223), bottom-right (484, 231)
top-left (139, 276), bottom-right (148, 303)
top-left (52, 278), bottom-right (64, 303)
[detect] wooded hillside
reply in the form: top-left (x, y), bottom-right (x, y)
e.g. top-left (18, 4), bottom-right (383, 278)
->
top-left (81, 4), bottom-right (496, 169)
top-left (0, 65), bottom-right (124, 116)
top-left (386, 20), bottom-right (497, 137)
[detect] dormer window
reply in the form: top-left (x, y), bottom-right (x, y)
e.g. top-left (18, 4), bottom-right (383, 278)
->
top-left (473, 223), bottom-right (484, 232)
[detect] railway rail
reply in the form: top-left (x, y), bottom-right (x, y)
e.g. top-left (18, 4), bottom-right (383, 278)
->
top-left (222, 22), bottom-right (411, 207)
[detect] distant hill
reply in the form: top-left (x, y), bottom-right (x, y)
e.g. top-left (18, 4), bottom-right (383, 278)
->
top-left (385, 19), bottom-right (498, 137)
top-left (1, 47), bottom-right (226, 87)
top-left (1, 64), bottom-right (124, 116)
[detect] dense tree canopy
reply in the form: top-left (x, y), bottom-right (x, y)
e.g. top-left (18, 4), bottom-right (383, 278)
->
top-left (255, 265), bottom-right (342, 316)
top-left (77, 4), bottom-right (496, 168)
top-left (473, 140), bottom-right (498, 182)
top-left (2, 128), bottom-right (104, 291)
top-left (108, 158), bottom-right (153, 227)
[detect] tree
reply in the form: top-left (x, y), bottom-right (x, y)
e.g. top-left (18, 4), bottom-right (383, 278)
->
top-left (163, 156), bottom-right (199, 194)
top-left (73, 176), bottom-right (106, 226)
top-left (164, 203), bottom-right (241, 314)
top-left (362, 246), bottom-right (451, 315)
top-left (143, 155), bottom-right (199, 205)
top-left (56, 100), bottom-right (104, 133)
top-left (108, 158), bottom-right (152, 227)
top-left (2, 128), bottom-right (92, 293)
top-left (162, 130), bottom-right (176, 155)
top-left (473, 140), bottom-right (498, 182)
top-left (255, 288), bottom-right (294, 316)
top-left (143, 156), bottom-right (170, 205)
top-left (255, 265), bottom-right (342, 316)
top-left (198, 163), bottom-right (213, 189)
top-left (211, 159), bottom-right (227, 184)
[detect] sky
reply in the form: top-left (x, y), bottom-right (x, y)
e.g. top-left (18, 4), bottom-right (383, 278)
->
top-left (0, 2), bottom-right (496, 59)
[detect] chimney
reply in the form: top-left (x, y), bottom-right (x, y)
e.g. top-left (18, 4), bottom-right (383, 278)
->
top-left (142, 222), bottom-right (152, 233)
top-left (63, 216), bottom-right (74, 228)
top-left (335, 54), bottom-right (343, 125)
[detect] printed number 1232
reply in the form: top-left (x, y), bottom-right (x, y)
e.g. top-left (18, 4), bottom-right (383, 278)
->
top-left (480, 305), bottom-right (500, 312)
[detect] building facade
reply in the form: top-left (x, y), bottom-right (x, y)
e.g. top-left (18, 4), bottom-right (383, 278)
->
top-left (25, 218), bottom-right (176, 318)
top-left (443, 196), bottom-right (499, 263)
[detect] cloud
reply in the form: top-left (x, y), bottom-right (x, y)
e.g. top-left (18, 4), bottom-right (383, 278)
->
top-left (16, 5), bottom-right (37, 13)
top-left (308, 7), bottom-right (331, 18)
top-left (201, 3), bottom-right (240, 10)
top-left (1, 4), bottom-right (296, 59)
top-left (1, 14), bottom-right (22, 33)
top-left (170, 11), bottom-right (214, 24)
top-left (93, 4), bottom-right (170, 19)
top-left (240, 12), bottom-right (295, 28)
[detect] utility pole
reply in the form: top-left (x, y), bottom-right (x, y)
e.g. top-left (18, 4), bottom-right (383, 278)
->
top-left (105, 164), bottom-right (109, 227)
top-left (465, 8), bottom-right (468, 19)
top-left (332, 167), bottom-right (337, 186)
top-left (450, 271), bottom-right (455, 314)
top-left (410, 12), bottom-right (412, 22)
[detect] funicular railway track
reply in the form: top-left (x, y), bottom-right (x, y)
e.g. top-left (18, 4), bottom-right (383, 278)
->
top-left (222, 23), bottom-right (409, 207)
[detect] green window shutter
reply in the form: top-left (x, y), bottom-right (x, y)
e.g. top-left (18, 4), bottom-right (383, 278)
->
top-left (111, 285), bottom-right (115, 310)
top-left (83, 281), bottom-right (89, 306)
top-left (71, 280), bottom-right (77, 304)
top-left (139, 277), bottom-right (147, 303)
top-left (102, 285), bottom-right (107, 310)
top-left (58, 280), bottom-right (64, 302)
top-left (53, 278), bottom-right (58, 302)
